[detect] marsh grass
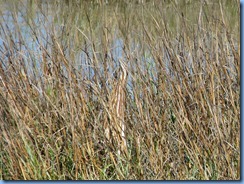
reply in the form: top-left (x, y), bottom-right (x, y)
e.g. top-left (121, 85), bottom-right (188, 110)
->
top-left (0, 0), bottom-right (240, 180)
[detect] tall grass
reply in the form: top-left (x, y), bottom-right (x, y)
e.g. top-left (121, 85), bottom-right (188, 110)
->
top-left (0, 0), bottom-right (240, 180)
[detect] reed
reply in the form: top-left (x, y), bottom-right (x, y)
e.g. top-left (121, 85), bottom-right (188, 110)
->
top-left (0, 0), bottom-right (240, 180)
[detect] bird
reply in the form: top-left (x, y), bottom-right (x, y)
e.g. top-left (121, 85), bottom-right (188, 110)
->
top-left (105, 59), bottom-right (128, 156)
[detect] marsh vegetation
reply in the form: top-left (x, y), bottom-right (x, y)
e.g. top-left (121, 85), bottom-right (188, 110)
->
top-left (0, 0), bottom-right (240, 180)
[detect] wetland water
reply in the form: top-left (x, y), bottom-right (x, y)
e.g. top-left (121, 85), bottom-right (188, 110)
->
top-left (0, 0), bottom-right (239, 84)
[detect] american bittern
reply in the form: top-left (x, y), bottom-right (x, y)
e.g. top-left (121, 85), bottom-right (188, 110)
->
top-left (105, 59), bottom-right (128, 156)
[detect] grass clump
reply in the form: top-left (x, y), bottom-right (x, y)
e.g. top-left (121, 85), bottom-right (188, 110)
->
top-left (0, 0), bottom-right (240, 180)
